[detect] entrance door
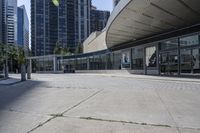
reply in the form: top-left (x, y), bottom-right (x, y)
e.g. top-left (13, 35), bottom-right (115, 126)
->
top-left (160, 51), bottom-right (178, 76)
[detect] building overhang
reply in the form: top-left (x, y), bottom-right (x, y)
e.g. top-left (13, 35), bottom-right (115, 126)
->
top-left (106, 0), bottom-right (200, 48)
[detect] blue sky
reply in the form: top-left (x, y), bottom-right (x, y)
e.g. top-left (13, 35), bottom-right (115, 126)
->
top-left (17, 0), bottom-right (113, 22)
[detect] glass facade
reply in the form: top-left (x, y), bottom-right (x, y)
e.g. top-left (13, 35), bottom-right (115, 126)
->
top-left (180, 34), bottom-right (199, 47)
top-left (31, 32), bottom-right (200, 77)
top-left (180, 48), bottom-right (200, 74)
top-left (132, 47), bottom-right (143, 69)
top-left (90, 9), bottom-right (110, 33)
top-left (160, 51), bottom-right (178, 75)
top-left (31, 0), bottom-right (91, 56)
top-left (145, 46), bottom-right (157, 68)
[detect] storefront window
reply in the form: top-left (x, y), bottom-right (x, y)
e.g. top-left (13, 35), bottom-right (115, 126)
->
top-left (145, 46), bottom-right (157, 67)
top-left (160, 38), bottom-right (178, 50)
top-left (192, 49), bottom-right (200, 73)
top-left (121, 50), bottom-right (131, 69)
top-left (160, 51), bottom-right (178, 75)
top-left (106, 53), bottom-right (114, 70)
top-left (113, 51), bottom-right (121, 70)
top-left (132, 47), bottom-right (143, 69)
top-left (180, 49), bottom-right (192, 73)
top-left (180, 34), bottom-right (199, 47)
top-left (100, 55), bottom-right (107, 70)
top-left (76, 58), bottom-right (87, 70)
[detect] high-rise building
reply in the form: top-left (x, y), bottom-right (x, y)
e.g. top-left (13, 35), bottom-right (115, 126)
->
top-left (17, 5), bottom-right (29, 54)
top-left (1, 0), bottom-right (18, 45)
top-left (113, 0), bottom-right (120, 8)
top-left (0, 0), bottom-right (2, 43)
top-left (90, 7), bottom-right (110, 33)
top-left (31, 0), bottom-right (91, 56)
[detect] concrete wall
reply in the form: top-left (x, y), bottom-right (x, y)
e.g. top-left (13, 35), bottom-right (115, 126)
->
top-left (83, 31), bottom-right (108, 53)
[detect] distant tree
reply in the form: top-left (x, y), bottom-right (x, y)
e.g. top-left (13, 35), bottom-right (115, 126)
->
top-left (54, 41), bottom-right (71, 56)
top-left (0, 44), bottom-right (28, 81)
top-left (7, 44), bottom-right (18, 72)
top-left (75, 43), bottom-right (83, 54)
top-left (0, 44), bottom-right (9, 78)
top-left (62, 47), bottom-right (71, 56)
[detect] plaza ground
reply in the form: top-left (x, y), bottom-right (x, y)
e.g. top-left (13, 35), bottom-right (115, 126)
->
top-left (0, 73), bottom-right (200, 133)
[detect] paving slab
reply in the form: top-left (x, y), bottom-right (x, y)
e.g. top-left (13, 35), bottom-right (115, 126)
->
top-left (32, 117), bottom-right (179, 133)
top-left (1, 86), bottom-right (99, 115)
top-left (0, 110), bottom-right (50, 133)
top-left (180, 129), bottom-right (200, 133)
top-left (64, 89), bottom-right (177, 127)
top-left (1, 74), bottom-right (200, 133)
top-left (157, 89), bottom-right (200, 129)
top-left (0, 78), bottom-right (21, 85)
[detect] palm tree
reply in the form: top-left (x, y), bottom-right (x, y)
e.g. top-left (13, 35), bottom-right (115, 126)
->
top-left (0, 44), bottom-right (9, 78)
top-left (75, 43), bottom-right (83, 54)
top-left (7, 44), bottom-right (18, 73)
top-left (54, 41), bottom-right (71, 56)
top-left (17, 47), bottom-right (26, 81)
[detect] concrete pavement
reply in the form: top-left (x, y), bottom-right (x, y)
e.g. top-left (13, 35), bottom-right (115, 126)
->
top-left (0, 74), bottom-right (200, 133)
top-left (0, 76), bottom-right (21, 85)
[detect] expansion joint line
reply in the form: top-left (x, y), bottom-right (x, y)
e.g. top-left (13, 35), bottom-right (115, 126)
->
top-left (27, 89), bottom-right (103, 133)
top-left (155, 90), bottom-right (181, 133)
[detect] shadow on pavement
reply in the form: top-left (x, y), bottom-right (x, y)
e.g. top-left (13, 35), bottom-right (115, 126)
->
top-left (0, 80), bottom-right (43, 110)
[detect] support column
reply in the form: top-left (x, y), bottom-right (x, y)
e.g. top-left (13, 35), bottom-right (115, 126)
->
top-left (53, 56), bottom-right (57, 72)
top-left (87, 58), bottom-right (90, 70)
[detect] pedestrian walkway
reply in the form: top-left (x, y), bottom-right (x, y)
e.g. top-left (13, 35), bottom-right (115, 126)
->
top-left (0, 74), bottom-right (200, 133)
top-left (100, 73), bottom-right (200, 83)
top-left (0, 75), bottom-right (21, 85)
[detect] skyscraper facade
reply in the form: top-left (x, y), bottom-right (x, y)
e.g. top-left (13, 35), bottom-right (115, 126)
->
top-left (90, 7), bottom-right (110, 33)
top-left (113, 0), bottom-right (120, 8)
top-left (0, 0), bottom-right (2, 43)
top-left (31, 0), bottom-right (91, 56)
top-left (17, 5), bottom-right (29, 54)
top-left (1, 0), bottom-right (18, 45)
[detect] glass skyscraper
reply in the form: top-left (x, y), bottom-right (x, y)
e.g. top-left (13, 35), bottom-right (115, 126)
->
top-left (1, 0), bottom-right (17, 45)
top-left (17, 5), bottom-right (29, 55)
top-left (0, 0), bottom-right (2, 43)
top-left (90, 6), bottom-right (110, 33)
top-left (31, 0), bottom-right (91, 56)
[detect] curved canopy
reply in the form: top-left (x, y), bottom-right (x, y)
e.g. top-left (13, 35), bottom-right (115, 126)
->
top-left (106, 0), bottom-right (200, 48)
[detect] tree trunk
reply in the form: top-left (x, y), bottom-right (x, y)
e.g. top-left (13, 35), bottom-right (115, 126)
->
top-left (11, 59), bottom-right (13, 73)
top-left (21, 64), bottom-right (26, 81)
top-left (27, 60), bottom-right (31, 79)
top-left (3, 60), bottom-right (9, 78)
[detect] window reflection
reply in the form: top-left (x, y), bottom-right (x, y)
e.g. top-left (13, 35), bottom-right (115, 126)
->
top-left (160, 51), bottom-right (178, 75)
top-left (192, 49), bottom-right (200, 73)
top-left (181, 49), bottom-right (192, 73)
top-left (160, 39), bottom-right (178, 50)
top-left (146, 46), bottom-right (157, 67)
top-left (180, 34), bottom-right (199, 47)
top-left (132, 47), bottom-right (143, 69)
top-left (113, 51), bottom-right (121, 70)
top-left (180, 48), bottom-right (200, 74)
